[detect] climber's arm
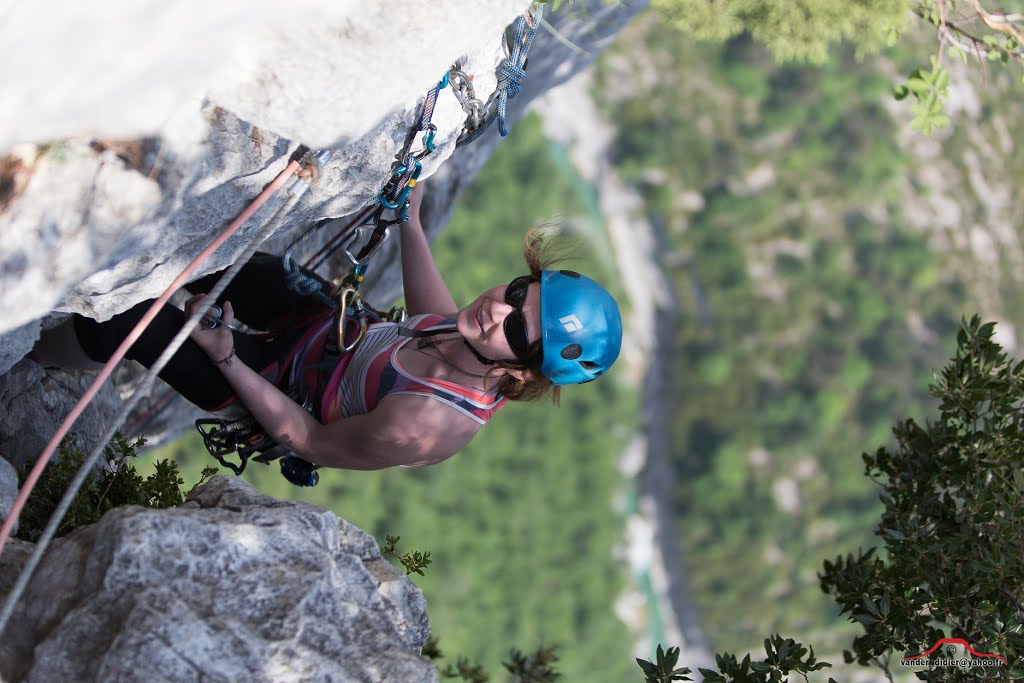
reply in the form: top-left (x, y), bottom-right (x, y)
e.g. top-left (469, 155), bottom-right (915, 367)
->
top-left (306, 394), bottom-right (479, 470)
top-left (399, 182), bottom-right (458, 316)
top-left (213, 351), bottom-right (475, 469)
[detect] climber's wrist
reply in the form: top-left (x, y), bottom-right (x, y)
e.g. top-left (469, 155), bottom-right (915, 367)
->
top-left (401, 212), bottom-right (423, 230)
top-left (211, 347), bottom-right (236, 367)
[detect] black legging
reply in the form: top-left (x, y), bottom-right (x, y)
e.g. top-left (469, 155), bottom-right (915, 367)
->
top-left (75, 253), bottom-right (331, 411)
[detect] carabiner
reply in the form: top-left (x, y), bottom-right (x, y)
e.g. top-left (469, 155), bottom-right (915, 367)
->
top-left (342, 223), bottom-right (392, 266)
top-left (379, 161), bottom-right (422, 210)
top-left (337, 286), bottom-right (369, 352)
top-left (422, 123), bottom-right (438, 153)
top-left (384, 306), bottom-right (408, 324)
top-left (195, 419), bottom-right (251, 475)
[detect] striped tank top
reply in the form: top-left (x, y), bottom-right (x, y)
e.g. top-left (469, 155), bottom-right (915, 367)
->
top-left (315, 313), bottom-right (507, 425)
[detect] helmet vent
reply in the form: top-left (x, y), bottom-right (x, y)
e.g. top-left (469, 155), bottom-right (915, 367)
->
top-left (580, 361), bottom-right (599, 370)
top-left (559, 270), bottom-right (581, 278)
top-left (561, 344), bottom-right (583, 360)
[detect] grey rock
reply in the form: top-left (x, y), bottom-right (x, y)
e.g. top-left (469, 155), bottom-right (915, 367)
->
top-left (0, 360), bottom-right (122, 472)
top-left (0, 457), bottom-right (17, 536)
top-left (0, 476), bottom-right (437, 683)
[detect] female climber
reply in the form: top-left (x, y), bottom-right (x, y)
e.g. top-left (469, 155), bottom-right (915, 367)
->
top-left (31, 182), bottom-right (623, 471)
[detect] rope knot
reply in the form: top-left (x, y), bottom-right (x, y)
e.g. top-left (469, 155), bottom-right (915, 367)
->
top-left (498, 61), bottom-right (526, 99)
top-left (283, 269), bottom-right (322, 296)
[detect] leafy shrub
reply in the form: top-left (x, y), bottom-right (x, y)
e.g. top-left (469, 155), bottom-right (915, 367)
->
top-left (16, 433), bottom-right (216, 541)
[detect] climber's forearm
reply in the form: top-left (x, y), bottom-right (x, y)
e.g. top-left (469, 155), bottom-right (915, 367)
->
top-left (399, 216), bottom-right (457, 316)
top-left (213, 356), bottom-right (324, 457)
top-left (211, 354), bottom-right (450, 471)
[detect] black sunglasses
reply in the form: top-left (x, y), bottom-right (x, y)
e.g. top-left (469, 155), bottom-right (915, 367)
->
top-left (503, 275), bottom-right (533, 361)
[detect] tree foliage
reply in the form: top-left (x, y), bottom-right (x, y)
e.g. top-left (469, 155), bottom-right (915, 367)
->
top-left (15, 433), bottom-right (217, 541)
top-left (649, 317), bottom-right (1024, 681)
top-left (821, 315), bottom-right (1024, 679)
top-left (650, 0), bottom-right (913, 63)
top-left (650, 0), bottom-right (1024, 133)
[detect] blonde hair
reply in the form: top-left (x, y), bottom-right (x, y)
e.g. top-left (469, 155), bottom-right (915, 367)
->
top-left (488, 225), bottom-right (576, 405)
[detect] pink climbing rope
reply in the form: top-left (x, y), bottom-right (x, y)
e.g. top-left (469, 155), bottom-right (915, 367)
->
top-left (0, 159), bottom-right (301, 556)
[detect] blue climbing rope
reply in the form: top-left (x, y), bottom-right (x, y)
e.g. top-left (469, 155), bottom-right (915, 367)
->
top-left (498, 7), bottom-right (542, 135)
top-left (456, 6), bottom-right (543, 148)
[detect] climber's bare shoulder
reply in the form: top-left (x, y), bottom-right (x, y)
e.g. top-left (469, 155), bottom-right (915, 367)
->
top-left (309, 393), bottom-right (482, 471)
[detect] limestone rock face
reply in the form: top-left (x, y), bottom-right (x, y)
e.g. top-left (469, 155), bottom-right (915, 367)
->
top-left (0, 476), bottom-right (437, 683)
top-left (0, 0), bottom-right (531, 345)
top-left (0, 361), bottom-right (123, 472)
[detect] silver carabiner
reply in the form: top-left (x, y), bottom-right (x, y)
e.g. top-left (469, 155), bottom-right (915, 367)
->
top-left (201, 304), bottom-right (231, 330)
top-left (341, 224), bottom-right (392, 266)
top-left (384, 306), bottom-right (408, 324)
top-left (199, 304), bottom-right (267, 335)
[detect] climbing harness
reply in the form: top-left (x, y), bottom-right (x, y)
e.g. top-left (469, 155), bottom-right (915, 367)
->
top-left (454, 6), bottom-right (543, 148)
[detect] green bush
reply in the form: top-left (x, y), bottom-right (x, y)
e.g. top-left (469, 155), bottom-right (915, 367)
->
top-left (16, 433), bottom-right (215, 541)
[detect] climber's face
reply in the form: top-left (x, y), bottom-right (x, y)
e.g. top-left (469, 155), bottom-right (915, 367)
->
top-left (456, 278), bottom-right (542, 362)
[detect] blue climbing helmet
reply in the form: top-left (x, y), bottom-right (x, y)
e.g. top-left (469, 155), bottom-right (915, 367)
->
top-left (539, 269), bottom-right (623, 385)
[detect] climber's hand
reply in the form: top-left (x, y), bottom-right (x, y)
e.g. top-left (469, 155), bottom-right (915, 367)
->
top-left (185, 294), bottom-right (235, 362)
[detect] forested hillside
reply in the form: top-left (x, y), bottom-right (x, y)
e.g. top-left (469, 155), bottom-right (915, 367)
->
top-left (597, 8), bottom-right (1017, 656)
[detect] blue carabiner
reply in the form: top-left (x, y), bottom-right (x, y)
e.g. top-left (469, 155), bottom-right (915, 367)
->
top-left (378, 165), bottom-right (409, 209)
top-left (423, 123), bottom-right (438, 153)
top-left (378, 161), bottom-right (422, 212)
top-left (438, 71), bottom-right (450, 90)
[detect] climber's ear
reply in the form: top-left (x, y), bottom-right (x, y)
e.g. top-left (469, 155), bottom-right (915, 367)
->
top-left (502, 366), bottom-right (536, 383)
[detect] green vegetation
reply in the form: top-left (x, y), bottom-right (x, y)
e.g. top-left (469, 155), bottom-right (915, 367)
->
top-left (425, 639), bottom-right (562, 683)
top-left (15, 433), bottom-right (216, 542)
top-left (644, 318), bottom-right (1023, 681)
top-left (380, 534), bottom-right (433, 577)
top-left (638, 637), bottom-right (833, 683)
top-left (651, 0), bottom-right (911, 64)
top-left (141, 112), bottom-right (638, 683)
top-left (651, 0), bottom-right (1024, 134)
top-left (823, 316), bottom-right (1024, 679)
top-left (597, 15), bottom-right (972, 654)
